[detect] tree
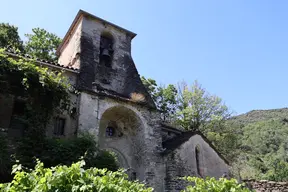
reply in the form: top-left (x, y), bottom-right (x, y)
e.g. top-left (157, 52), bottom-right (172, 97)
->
top-left (155, 84), bottom-right (178, 121)
top-left (0, 23), bottom-right (23, 51)
top-left (25, 28), bottom-right (61, 61)
top-left (141, 76), bottom-right (158, 101)
top-left (176, 80), bottom-right (231, 131)
top-left (141, 76), bottom-right (177, 121)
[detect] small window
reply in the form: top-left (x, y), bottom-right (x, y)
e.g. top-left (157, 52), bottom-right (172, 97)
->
top-left (106, 126), bottom-right (115, 137)
top-left (54, 118), bottom-right (65, 136)
top-left (195, 146), bottom-right (201, 176)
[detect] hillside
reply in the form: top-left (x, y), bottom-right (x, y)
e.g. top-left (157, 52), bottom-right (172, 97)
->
top-left (227, 108), bottom-right (288, 181)
top-left (229, 108), bottom-right (288, 125)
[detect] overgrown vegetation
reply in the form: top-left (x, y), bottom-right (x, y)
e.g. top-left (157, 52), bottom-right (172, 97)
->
top-left (229, 109), bottom-right (288, 181)
top-left (0, 23), bottom-right (119, 183)
top-left (0, 160), bottom-right (150, 192)
top-left (0, 49), bottom-right (70, 138)
top-left (182, 177), bottom-right (252, 192)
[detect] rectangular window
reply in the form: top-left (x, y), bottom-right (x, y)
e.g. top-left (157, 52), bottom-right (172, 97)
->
top-left (53, 117), bottom-right (65, 136)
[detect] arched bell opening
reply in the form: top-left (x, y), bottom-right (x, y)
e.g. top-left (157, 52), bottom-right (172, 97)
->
top-left (100, 32), bottom-right (114, 68)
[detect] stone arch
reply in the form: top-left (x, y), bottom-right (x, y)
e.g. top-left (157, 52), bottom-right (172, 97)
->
top-left (98, 105), bottom-right (143, 139)
top-left (98, 105), bottom-right (145, 174)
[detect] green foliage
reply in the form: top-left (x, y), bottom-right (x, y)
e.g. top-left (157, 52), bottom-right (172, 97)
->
top-left (0, 160), bottom-right (153, 192)
top-left (0, 49), bottom-right (70, 137)
top-left (141, 76), bottom-right (178, 121)
top-left (182, 177), bottom-right (252, 192)
top-left (176, 80), bottom-right (230, 131)
top-left (15, 133), bottom-right (119, 172)
top-left (25, 28), bottom-right (61, 61)
top-left (0, 23), bottom-right (23, 51)
top-left (232, 118), bottom-right (288, 181)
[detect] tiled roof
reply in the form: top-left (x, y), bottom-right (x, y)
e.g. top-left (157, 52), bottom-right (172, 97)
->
top-left (4, 49), bottom-right (79, 72)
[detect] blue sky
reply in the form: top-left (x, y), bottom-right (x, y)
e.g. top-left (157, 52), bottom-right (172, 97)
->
top-left (1, 0), bottom-right (288, 114)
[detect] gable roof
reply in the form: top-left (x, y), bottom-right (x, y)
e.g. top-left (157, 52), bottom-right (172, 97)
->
top-left (161, 125), bottom-right (230, 165)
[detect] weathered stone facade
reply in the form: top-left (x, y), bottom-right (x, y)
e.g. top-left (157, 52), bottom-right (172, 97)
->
top-left (244, 180), bottom-right (288, 192)
top-left (0, 10), bottom-right (230, 191)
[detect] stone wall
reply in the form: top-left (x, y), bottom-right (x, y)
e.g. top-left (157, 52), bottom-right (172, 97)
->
top-left (244, 180), bottom-right (288, 192)
top-left (77, 92), bottom-right (165, 191)
top-left (58, 19), bottom-right (82, 69)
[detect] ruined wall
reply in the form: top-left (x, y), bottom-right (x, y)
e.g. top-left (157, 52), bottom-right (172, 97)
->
top-left (165, 134), bottom-right (229, 191)
top-left (58, 20), bottom-right (82, 69)
top-left (244, 180), bottom-right (288, 192)
top-left (77, 92), bottom-right (165, 191)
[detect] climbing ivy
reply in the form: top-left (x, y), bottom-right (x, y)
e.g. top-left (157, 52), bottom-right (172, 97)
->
top-left (0, 48), bottom-right (70, 137)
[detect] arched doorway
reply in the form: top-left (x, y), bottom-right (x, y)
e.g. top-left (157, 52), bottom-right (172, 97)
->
top-left (98, 105), bottom-right (144, 177)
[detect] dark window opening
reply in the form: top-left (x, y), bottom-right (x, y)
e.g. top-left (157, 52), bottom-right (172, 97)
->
top-left (9, 99), bottom-right (27, 137)
top-left (195, 146), bottom-right (201, 176)
top-left (12, 100), bottom-right (25, 116)
top-left (54, 118), bottom-right (65, 136)
top-left (106, 126), bottom-right (115, 137)
top-left (100, 35), bottom-right (113, 68)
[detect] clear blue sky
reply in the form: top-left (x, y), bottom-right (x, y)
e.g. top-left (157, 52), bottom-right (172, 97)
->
top-left (1, 0), bottom-right (288, 114)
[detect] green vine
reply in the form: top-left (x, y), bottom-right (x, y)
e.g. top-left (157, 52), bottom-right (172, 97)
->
top-left (0, 48), bottom-right (70, 138)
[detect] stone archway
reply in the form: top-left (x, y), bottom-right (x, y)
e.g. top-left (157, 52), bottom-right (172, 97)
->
top-left (98, 105), bottom-right (145, 175)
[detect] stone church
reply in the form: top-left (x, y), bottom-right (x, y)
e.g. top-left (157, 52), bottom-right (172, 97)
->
top-left (0, 10), bottom-right (229, 191)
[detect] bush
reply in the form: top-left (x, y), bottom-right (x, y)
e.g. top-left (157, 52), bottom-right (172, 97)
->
top-left (0, 160), bottom-right (153, 192)
top-left (15, 133), bottom-right (119, 172)
top-left (182, 177), bottom-right (253, 192)
top-left (0, 133), bottom-right (12, 182)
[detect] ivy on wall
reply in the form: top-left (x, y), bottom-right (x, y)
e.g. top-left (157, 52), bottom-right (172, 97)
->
top-left (0, 49), bottom-right (70, 137)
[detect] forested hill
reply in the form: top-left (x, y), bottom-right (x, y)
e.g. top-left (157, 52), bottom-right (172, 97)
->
top-left (227, 108), bottom-right (288, 181)
top-left (229, 108), bottom-right (288, 125)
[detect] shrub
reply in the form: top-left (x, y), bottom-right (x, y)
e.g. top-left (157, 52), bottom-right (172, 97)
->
top-left (15, 133), bottom-right (119, 172)
top-left (182, 177), bottom-right (253, 192)
top-left (0, 133), bottom-right (12, 182)
top-left (0, 160), bottom-right (153, 192)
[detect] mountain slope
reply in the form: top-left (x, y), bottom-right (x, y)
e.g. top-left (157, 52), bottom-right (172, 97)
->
top-left (227, 108), bottom-right (288, 181)
top-left (229, 108), bottom-right (288, 125)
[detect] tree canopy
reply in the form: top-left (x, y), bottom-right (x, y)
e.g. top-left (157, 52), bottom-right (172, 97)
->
top-left (25, 28), bottom-right (61, 61)
top-left (0, 23), bottom-right (61, 61)
top-left (0, 23), bottom-right (23, 51)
